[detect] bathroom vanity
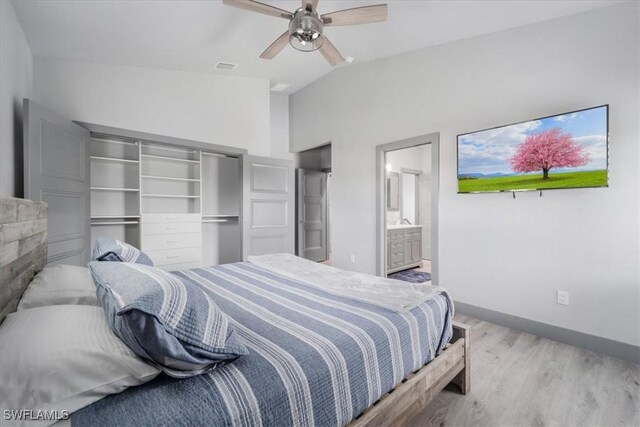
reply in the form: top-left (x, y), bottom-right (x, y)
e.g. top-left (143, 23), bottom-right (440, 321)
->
top-left (386, 225), bottom-right (423, 273)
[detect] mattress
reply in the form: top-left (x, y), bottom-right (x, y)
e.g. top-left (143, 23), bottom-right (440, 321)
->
top-left (72, 261), bottom-right (453, 427)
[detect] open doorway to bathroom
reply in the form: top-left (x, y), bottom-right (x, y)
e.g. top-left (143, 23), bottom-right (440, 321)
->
top-left (294, 143), bottom-right (332, 264)
top-left (376, 134), bottom-right (439, 284)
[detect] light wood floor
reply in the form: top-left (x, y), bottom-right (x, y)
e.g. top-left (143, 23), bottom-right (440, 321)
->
top-left (407, 315), bottom-right (640, 427)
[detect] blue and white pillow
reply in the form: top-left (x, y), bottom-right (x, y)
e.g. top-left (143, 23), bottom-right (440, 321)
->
top-left (89, 262), bottom-right (248, 378)
top-left (92, 237), bottom-right (154, 266)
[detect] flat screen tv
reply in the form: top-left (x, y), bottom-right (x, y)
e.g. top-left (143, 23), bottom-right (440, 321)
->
top-left (457, 105), bottom-right (608, 193)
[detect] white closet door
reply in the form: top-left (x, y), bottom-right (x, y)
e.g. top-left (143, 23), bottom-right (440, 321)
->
top-left (242, 156), bottom-right (294, 260)
top-left (23, 99), bottom-right (90, 266)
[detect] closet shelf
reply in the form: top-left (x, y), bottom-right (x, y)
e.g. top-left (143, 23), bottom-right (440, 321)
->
top-left (91, 187), bottom-right (140, 192)
top-left (141, 175), bottom-right (200, 182)
top-left (202, 214), bottom-right (239, 218)
top-left (141, 154), bottom-right (200, 164)
top-left (142, 194), bottom-right (200, 199)
top-left (90, 156), bottom-right (139, 164)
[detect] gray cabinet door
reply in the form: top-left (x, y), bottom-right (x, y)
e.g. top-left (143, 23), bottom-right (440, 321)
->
top-left (23, 99), bottom-right (90, 266)
top-left (297, 169), bottom-right (327, 262)
top-left (242, 156), bottom-right (294, 260)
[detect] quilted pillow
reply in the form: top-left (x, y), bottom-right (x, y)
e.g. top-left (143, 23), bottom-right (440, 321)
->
top-left (92, 237), bottom-right (154, 266)
top-left (89, 261), bottom-right (247, 378)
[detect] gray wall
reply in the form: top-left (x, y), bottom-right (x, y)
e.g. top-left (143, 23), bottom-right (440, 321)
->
top-left (290, 3), bottom-right (640, 347)
top-left (0, 0), bottom-right (33, 197)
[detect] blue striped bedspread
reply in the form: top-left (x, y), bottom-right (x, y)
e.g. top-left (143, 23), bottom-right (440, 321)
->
top-left (72, 262), bottom-right (454, 427)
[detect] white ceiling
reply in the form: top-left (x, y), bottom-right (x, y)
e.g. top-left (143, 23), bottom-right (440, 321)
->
top-left (13, 0), bottom-right (625, 94)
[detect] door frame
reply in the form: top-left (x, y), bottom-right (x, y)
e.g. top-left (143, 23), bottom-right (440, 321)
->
top-left (375, 133), bottom-right (440, 283)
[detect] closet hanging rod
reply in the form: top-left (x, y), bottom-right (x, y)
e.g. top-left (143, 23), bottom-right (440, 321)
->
top-left (91, 215), bottom-right (140, 219)
top-left (91, 221), bottom-right (139, 226)
top-left (91, 187), bottom-right (140, 192)
top-left (202, 219), bottom-right (228, 223)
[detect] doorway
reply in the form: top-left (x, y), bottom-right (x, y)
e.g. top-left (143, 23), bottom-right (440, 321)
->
top-left (376, 134), bottom-right (439, 282)
top-left (295, 143), bottom-right (332, 263)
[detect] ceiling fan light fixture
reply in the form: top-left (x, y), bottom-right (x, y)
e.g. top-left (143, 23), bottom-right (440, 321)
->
top-left (288, 9), bottom-right (324, 52)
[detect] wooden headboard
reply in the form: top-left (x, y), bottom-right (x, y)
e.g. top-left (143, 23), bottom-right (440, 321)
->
top-left (0, 196), bottom-right (47, 323)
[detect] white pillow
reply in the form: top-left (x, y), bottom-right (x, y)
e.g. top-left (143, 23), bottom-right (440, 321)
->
top-left (17, 265), bottom-right (98, 310)
top-left (0, 305), bottom-right (160, 426)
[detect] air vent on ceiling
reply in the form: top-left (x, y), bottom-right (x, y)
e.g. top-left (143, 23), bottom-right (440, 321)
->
top-left (270, 83), bottom-right (291, 92)
top-left (214, 62), bottom-right (238, 71)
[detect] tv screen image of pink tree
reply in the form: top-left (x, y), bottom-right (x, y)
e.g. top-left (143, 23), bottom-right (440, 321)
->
top-left (457, 106), bottom-right (608, 193)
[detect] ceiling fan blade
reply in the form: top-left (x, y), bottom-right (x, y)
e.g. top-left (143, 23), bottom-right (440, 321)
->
top-left (260, 31), bottom-right (290, 60)
top-left (222, 0), bottom-right (293, 20)
top-left (321, 4), bottom-right (387, 26)
top-left (318, 36), bottom-right (344, 66)
top-left (302, 0), bottom-right (319, 13)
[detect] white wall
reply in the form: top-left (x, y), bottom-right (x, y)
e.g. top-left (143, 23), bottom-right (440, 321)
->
top-left (270, 94), bottom-right (292, 160)
top-left (33, 58), bottom-right (271, 156)
top-left (290, 3), bottom-right (640, 346)
top-left (0, 0), bottom-right (33, 197)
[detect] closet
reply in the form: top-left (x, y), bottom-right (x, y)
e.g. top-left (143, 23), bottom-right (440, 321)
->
top-left (24, 99), bottom-right (294, 268)
top-left (84, 123), bottom-right (243, 270)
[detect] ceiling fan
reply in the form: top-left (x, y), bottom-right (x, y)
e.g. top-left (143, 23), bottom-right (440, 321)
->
top-left (222, 0), bottom-right (388, 66)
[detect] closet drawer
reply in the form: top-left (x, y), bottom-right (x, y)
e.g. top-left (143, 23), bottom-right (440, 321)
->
top-left (142, 232), bottom-right (201, 251)
top-left (141, 214), bottom-right (201, 224)
top-left (142, 222), bottom-right (201, 235)
top-left (145, 247), bottom-right (201, 267)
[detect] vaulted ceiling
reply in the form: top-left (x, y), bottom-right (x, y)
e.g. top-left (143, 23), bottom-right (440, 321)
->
top-left (13, 0), bottom-right (624, 94)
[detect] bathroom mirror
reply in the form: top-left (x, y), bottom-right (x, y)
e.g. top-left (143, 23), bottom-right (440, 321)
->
top-left (387, 172), bottom-right (400, 211)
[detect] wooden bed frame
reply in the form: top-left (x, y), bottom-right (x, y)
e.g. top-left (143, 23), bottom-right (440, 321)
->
top-left (349, 321), bottom-right (470, 426)
top-left (0, 195), bottom-right (470, 426)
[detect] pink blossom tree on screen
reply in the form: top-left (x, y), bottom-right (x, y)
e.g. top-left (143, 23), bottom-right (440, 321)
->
top-left (510, 128), bottom-right (589, 179)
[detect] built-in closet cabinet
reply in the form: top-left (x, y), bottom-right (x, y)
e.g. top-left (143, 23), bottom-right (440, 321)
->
top-left (82, 122), bottom-right (247, 270)
top-left (89, 136), bottom-right (141, 249)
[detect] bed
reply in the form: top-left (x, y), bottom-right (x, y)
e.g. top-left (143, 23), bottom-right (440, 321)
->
top-left (0, 196), bottom-right (469, 427)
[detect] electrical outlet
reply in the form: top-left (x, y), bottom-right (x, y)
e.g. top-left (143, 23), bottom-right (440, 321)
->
top-left (557, 290), bottom-right (569, 306)
top-left (350, 254), bottom-right (356, 263)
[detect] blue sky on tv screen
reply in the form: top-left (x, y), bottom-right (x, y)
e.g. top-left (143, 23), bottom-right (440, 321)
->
top-left (458, 106), bottom-right (607, 176)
